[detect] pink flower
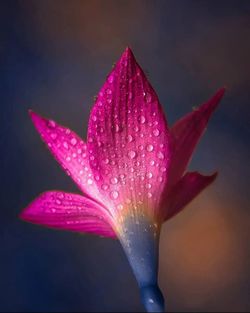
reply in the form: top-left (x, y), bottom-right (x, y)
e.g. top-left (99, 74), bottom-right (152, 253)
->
top-left (20, 48), bottom-right (225, 312)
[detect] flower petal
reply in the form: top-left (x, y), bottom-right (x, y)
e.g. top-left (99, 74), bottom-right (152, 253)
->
top-left (162, 171), bottom-right (217, 221)
top-left (29, 111), bottom-right (103, 203)
top-left (20, 191), bottom-right (116, 238)
top-left (87, 48), bottom-right (171, 219)
top-left (168, 88), bottom-right (225, 186)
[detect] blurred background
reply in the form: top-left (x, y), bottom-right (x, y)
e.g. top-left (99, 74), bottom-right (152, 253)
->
top-left (0, 0), bottom-right (249, 311)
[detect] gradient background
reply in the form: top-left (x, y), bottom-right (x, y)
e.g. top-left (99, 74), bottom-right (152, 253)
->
top-left (1, 0), bottom-right (249, 312)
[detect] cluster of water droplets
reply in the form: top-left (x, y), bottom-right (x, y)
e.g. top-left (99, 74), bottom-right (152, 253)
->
top-left (41, 191), bottom-right (106, 226)
top-left (41, 117), bottom-right (101, 194)
top-left (87, 56), bottom-right (170, 214)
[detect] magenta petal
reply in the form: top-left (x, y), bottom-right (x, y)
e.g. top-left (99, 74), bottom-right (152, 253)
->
top-left (163, 171), bottom-right (217, 221)
top-left (87, 48), bottom-right (171, 217)
top-left (29, 111), bottom-right (103, 203)
top-left (20, 191), bottom-right (116, 238)
top-left (168, 88), bottom-right (225, 186)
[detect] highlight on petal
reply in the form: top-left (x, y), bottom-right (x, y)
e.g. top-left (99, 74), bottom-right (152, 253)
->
top-left (29, 110), bottom-right (103, 203)
top-left (87, 47), bottom-right (171, 220)
top-left (168, 88), bottom-right (225, 186)
top-left (162, 171), bottom-right (218, 221)
top-left (20, 191), bottom-right (116, 238)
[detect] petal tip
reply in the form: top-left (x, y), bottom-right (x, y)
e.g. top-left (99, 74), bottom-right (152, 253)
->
top-left (120, 46), bottom-right (135, 63)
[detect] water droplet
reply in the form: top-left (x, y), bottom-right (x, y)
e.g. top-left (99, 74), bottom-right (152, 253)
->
top-left (77, 148), bottom-right (82, 154)
top-left (101, 184), bottom-right (108, 191)
top-left (110, 190), bottom-right (119, 199)
top-left (150, 160), bottom-right (155, 166)
top-left (145, 93), bottom-right (152, 103)
top-left (157, 152), bottom-right (164, 159)
top-left (146, 144), bottom-right (154, 152)
top-left (63, 142), bottom-right (69, 149)
top-left (92, 115), bottom-right (97, 121)
top-left (127, 135), bottom-right (133, 143)
top-left (140, 115), bottom-right (146, 124)
top-left (153, 129), bottom-right (160, 137)
top-left (110, 177), bottom-right (118, 184)
top-left (146, 183), bottom-right (152, 189)
top-left (128, 150), bottom-right (136, 159)
top-left (48, 120), bottom-right (56, 128)
top-left (161, 166), bottom-right (167, 172)
top-left (114, 124), bottom-right (120, 132)
top-left (139, 145), bottom-right (144, 151)
top-left (79, 170), bottom-right (83, 175)
top-left (57, 192), bottom-right (64, 199)
top-left (70, 138), bottom-right (77, 146)
top-left (50, 133), bottom-right (57, 140)
top-left (149, 298), bottom-right (154, 304)
top-left (158, 176), bottom-right (163, 182)
top-left (66, 156), bottom-right (71, 162)
top-left (56, 199), bottom-right (61, 205)
top-left (108, 75), bottom-right (114, 83)
top-left (117, 204), bottom-right (123, 210)
top-left (65, 129), bottom-right (71, 135)
top-left (87, 178), bottom-right (93, 185)
top-left (147, 172), bottom-right (153, 178)
top-left (95, 175), bottom-right (100, 181)
top-left (72, 153), bottom-right (77, 158)
top-left (147, 192), bottom-right (152, 198)
top-left (104, 158), bottom-right (109, 164)
top-left (106, 88), bottom-right (112, 95)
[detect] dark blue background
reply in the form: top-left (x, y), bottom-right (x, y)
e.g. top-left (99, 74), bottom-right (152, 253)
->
top-left (1, 1), bottom-right (249, 311)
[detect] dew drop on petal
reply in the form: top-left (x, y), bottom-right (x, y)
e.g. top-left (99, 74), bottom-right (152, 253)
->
top-left (87, 178), bottom-right (93, 185)
top-left (48, 120), bottom-right (56, 128)
top-left (56, 199), bottom-right (61, 205)
top-left (147, 192), bottom-right (152, 198)
top-left (127, 135), bottom-right (133, 143)
top-left (108, 75), bottom-right (114, 83)
top-left (146, 144), bottom-right (154, 152)
top-left (77, 148), bottom-right (82, 154)
top-left (70, 138), bottom-right (77, 146)
top-left (145, 93), bottom-right (152, 103)
top-left (150, 160), bottom-right (155, 166)
top-left (139, 145), bottom-right (144, 151)
top-left (114, 124), bottom-right (120, 132)
top-left (102, 184), bottom-right (109, 191)
top-left (140, 115), bottom-right (146, 124)
top-left (63, 142), bottom-right (69, 149)
top-left (117, 204), bottom-right (123, 210)
top-left (66, 156), bottom-right (71, 162)
top-left (104, 158), bottom-right (109, 164)
top-left (110, 190), bottom-right (119, 199)
top-left (157, 152), bottom-right (165, 159)
top-left (146, 172), bottom-right (153, 179)
top-left (146, 183), bottom-right (152, 189)
top-left (50, 133), bottom-right (57, 140)
top-left (94, 175), bottom-right (100, 181)
top-left (128, 150), bottom-right (136, 159)
top-left (110, 177), bottom-right (118, 184)
top-left (153, 129), bottom-right (160, 137)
